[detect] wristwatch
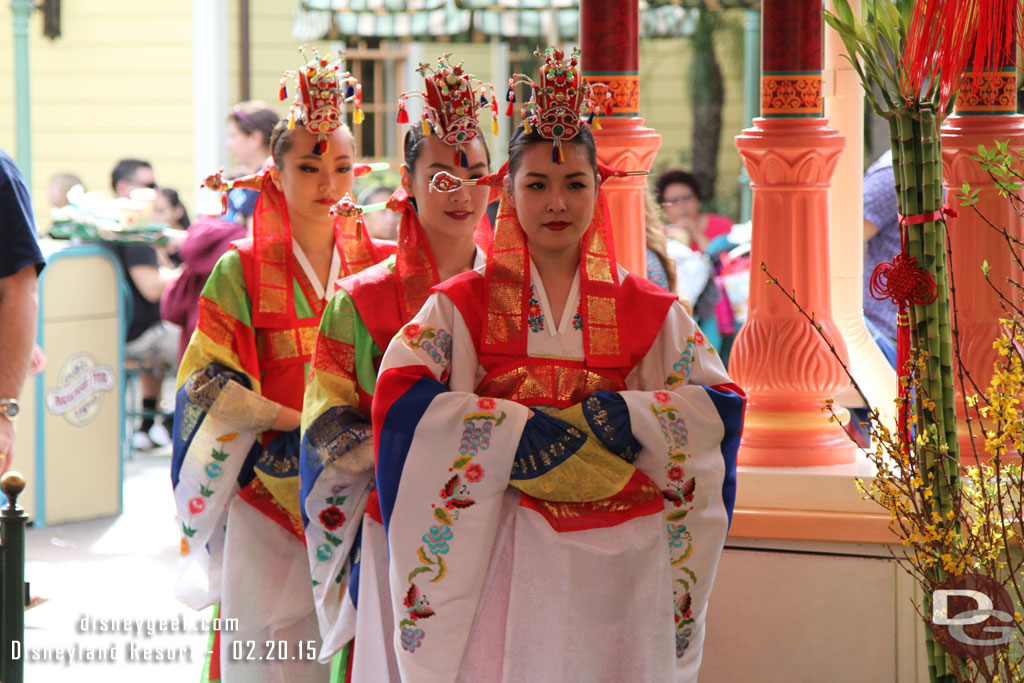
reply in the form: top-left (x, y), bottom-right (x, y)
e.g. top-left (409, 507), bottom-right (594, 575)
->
top-left (0, 399), bottom-right (19, 421)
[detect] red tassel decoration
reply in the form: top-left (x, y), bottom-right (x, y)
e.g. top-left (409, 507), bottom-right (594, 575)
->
top-left (900, 0), bottom-right (1021, 112)
top-left (279, 85), bottom-right (287, 101)
top-left (869, 217), bottom-right (941, 444)
top-left (895, 308), bottom-right (912, 442)
top-left (396, 105), bottom-right (409, 124)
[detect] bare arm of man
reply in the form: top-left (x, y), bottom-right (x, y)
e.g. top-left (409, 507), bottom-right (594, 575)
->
top-left (0, 264), bottom-right (40, 468)
top-left (128, 263), bottom-right (179, 303)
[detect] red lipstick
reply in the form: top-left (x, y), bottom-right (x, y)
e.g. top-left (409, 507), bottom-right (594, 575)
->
top-left (543, 221), bottom-right (570, 231)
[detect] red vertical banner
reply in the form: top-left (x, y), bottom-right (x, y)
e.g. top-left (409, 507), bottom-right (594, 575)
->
top-left (761, 0), bottom-right (823, 117)
top-left (580, 0), bottom-right (640, 116)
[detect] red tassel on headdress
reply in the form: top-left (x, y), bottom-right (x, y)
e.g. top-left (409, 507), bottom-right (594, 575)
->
top-left (396, 104), bottom-right (409, 124)
top-left (313, 139), bottom-right (328, 156)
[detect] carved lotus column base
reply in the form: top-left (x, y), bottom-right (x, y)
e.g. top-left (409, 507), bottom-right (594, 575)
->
top-left (942, 114), bottom-right (1024, 462)
top-left (733, 117), bottom-right (856, 467)
top-left (592, 117), bottom-right (661, 276)
top-left (740, 402), bottom-right (853, 467)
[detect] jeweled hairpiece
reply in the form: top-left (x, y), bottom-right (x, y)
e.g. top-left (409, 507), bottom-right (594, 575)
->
top-left (396, 53), bottom-right (499, 168)
top-left (279, 46), bottom-right (363, 156)
top-left (508, 46), bottom-right (612, 163)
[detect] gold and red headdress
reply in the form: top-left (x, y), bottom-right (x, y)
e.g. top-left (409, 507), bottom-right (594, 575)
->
top-left (279, 47), bottom-right (363, 156)
top-left (508, 46), bottom-right (612, 163)
top-left (396, 53), bottom-right (499, 167)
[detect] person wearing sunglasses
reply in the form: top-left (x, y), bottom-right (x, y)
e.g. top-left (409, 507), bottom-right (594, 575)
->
top-left (109, 158), bottom-right (181, 450)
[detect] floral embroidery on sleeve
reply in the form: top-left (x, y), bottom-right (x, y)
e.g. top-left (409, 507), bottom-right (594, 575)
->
top-left (651, 391), bottom-right (699, 658)
top-left (180, 431), bottom-right (236, 555)
top-left (666, 330), bottom-right (708, 387)
top-left (399, 397), bottom-right (507, 654)
top-left (403, 323), bottom-right (453, 369)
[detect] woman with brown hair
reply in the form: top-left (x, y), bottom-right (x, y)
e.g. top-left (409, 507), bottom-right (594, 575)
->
top-left (171, 52), bottom-right (386, 682)
top-left (373, 48), bottom-right (744, 682)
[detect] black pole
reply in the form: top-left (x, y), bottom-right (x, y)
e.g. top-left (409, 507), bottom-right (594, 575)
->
top-left (1, 472), bottom-right (28, 683)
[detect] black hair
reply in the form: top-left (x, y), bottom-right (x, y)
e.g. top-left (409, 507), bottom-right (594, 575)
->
top-left (402, 125), bottom-right (492, 178)
top-left (227, 101), bottom-right (280, 147)
top-left (506, 124), bottom-right (598, 185)
top-left (269, 119), bottom-right (355, 168)
top-left (654, 169), bottom-right (702, 204)
top-left (111, 159), bottom-right (153, 193)
top-left (159, 188), bottom-right (191, 229)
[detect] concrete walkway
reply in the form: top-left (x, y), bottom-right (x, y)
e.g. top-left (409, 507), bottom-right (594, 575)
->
top-left (22, 446), bottom-right (208, 682)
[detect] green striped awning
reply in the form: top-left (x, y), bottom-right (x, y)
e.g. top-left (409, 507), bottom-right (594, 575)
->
top-left (295, 0), bottom-right (698, 41)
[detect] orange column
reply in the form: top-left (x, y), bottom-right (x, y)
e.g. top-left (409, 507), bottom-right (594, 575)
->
top-left (580, 0), bottom-right (660, 276)
top-left (941, 63), bottom-right (1024, 460)
top-left (730, 0), bottom-right (856, 466)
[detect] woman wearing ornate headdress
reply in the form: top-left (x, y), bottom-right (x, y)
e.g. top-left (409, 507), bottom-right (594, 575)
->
top-left (373, 47), bottom-right (745, 681)
top-left (170, 49), bottom-right (389, 682)
top-left (299, 53), bottom-right (499, 680)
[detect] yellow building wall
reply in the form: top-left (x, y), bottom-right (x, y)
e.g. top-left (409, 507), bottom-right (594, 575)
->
top-left (0, 1), bottom-right (195, 227)
top-left (640, 28), bottom-right (747, 220)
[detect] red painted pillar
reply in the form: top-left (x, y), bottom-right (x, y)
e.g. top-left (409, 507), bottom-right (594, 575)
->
top-left (580, 0), bottom-right (660, 276)
top-left (731, 0), bottom-right (855, 466)
top-left (941, 40), bottom-right (1024, 461)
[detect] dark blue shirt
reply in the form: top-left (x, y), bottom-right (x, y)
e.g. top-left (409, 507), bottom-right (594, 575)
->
top-left (0, 149), bottom-right (44, 279)
top-left (224, 187), bottom-right (259, 225)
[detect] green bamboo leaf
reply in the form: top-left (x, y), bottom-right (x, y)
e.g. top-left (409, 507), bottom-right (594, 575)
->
top-left (326, 531), bottom-right (343, 546)
top-left (833, 0), bottom-right (855, 28)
